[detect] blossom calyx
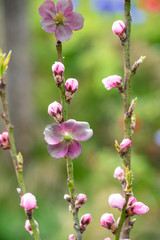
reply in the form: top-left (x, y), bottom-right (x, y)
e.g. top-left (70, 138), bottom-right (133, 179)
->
top-left (75, 193), bottom-right (87, 209)
top-left (0, 132), bottom-right (10, 149)
top-left (48, 101), bottom-right (63, 123)
top-left (20, 193), bottom-right (37, 210)
top-left (100, 213), bottom-right (117, 234)
top-left (108, 193), bottom-right (126, 210)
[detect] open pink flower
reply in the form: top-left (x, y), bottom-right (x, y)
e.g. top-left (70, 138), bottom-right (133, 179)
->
top-left (44, 119), bottom-right (93, 159)
top-left (39, 0), bottom-right (84, 41)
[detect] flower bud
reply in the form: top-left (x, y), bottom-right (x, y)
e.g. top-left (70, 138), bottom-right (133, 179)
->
top-left (114, 167), bottom-right (125, 182)
top-left (52, 62), bottom-right (65, 76)
top-left (64, 194), bottom-right (71, 203)
top-left (25, 219), bottom-right (39, 235)
top-left (69, 234), bottom-right (75, 240)
top-left (120, 138), bottom-right (132, 149)
top-left (65, 78), bottom-right (79, 102)
top-left (102, 75), bottom-right (122, 90)
top-left (126, 197), bottom-right (149, 216)
top-left (108, 193), bottom-right (126, 210)
top-left (100, 213), bottom-right (117, 233)
top-left (20, 193), bottom-right (37, 210)
top-left (80, 213), bottom-right (92, 226)
top-left (52, 62), bottom-right (65, 87)
top-left (48, 101), bottom-right (63, 122)
top-left (75, 193), bottom-right (87, 209)
top-left (0, 131), bottom-right (10, 149)
top-left (112, 20), bottom-right (125, 35)
top-left (104, 238), bottom-right (111, 240)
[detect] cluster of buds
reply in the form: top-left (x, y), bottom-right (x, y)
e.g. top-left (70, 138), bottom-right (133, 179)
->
top-left (100, 167), bottom-right (149, 236)
top-left (52, 62), bottom-right (79, 103)
top-left (20, 193), bottom-right (39, 235)
top-left (0, 131), bottom-right (10, 149)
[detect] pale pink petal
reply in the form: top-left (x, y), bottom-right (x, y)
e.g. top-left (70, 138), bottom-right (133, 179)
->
top-left (72, 122), bottom-right (93, 142)
top-left (128, 197), bottom-right (137, 206)
top-left (67, 141), bottom-right (82, 159)
top-left (44, 124), bottom-right (62, 144)
top-left (40, 17), bottom-right (56, 33)
top-left (65, 12), bottom-right (84, 30)
top-left (47, 142), bottom-right (68, 159)
top-left (39, 0), bottom-right (56, 18)
top-left (55, 25), bottom-right (73, 42)
top-left (132, 202), bottom-right (149, 215)
top-left (56, 0), bottom-right (73, 16)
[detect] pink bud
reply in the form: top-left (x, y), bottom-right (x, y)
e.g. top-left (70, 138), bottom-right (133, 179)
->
top-left (128, 197), bottom-right (137, 206)
top-left (52, 62), bottom-right (65, 76)
top-left (20, 193), bottom-right (37, 210)
top-left (69, 234), bottom-right (75, 240)
top-left (102, 75), bottom-right (122, 90)
top-left (104, 238), bottom-right (111, 240)
top-left (114, 167), bottom-right (124, 182)
top-left (80, 213), bottom-right (92, 226)
top-left (0, 132), bottom-right (10, 149)
top-left (108, 193), bottom-right (126, 210)
top-left (112, 20), bottom-right (125, 35)
top-left (132, 202), bottom-right (149, 215)
top-left (120, 138), bottom-right (132, 149)
top-left (25, 219), bottom-right (39, 235)
top-left (48, 101), bottom-right (63, 122)
top-left (65, 78), bottom-right (78, 93)
top-left (75, 193), bottom-right (87, 208)
top-left (100, 213), bottom-right (117, 233)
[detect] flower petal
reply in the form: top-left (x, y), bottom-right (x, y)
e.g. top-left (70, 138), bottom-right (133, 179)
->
top-left (47, 142), bottom-right (68, 159)
top-left (44, 124), bottom-right (62, 144)
top-left (40, 17), bottom-right (56, 33)
top-left (56, 0), bottom-right (73, 16)
top-left (55, 25), bottom-right (73, 42)
top-left (65, 12), bottom-right (84, 30)
top-left (67, 141), bottom-right (82, 159)
top-left (39, 0), bottom-right (56, 18)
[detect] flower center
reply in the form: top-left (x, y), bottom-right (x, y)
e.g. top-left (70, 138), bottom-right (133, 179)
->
top-left (63, 132), bottom-right (72, 142)
top-left (54, 12), bottom-right (65, 26)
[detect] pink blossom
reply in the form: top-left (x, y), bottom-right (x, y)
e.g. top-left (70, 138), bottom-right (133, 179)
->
top-left (120, 138), bottom-right (132, 149)
top-left (100, 213), bottom-right (116, 232)
top-left (75, 193), bottom-right (87, 208)
top-left (104, 238), bottom-right (111, 240)
top-left (20, 193), bottom-right (37, 210)
top-left (114, 166), bottom-right (124, 182)
top-left (0, 132), bottom-right (10, 149)
top-left (112, 20), bottom-right (125, 35)
top-left (102, 75), bottom-right (122, 90)
top-left (69, 234), bottom-right (75, 240)
top-left (48, 101), bottom-right (63, 122)
top-left (44, 119), bottom-right (93, 159)
top-left (80, 213), bottom-right (92, 226)
top-left (39, 0), bottom-right (84, 42)
top-left (25, 219), bottom-right (39, 235)
top-left (108, 193), bottom-right (126, 210)
top-left (127, 197), bottom-right (149, 216)
top-left (52, 62), bottom-right (65, 76)
top-left (65, 78), bottom-right (78, 93)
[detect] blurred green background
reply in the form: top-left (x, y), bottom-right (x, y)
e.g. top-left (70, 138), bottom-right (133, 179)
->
top-left (0, 0), bottom-right (160, 239)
